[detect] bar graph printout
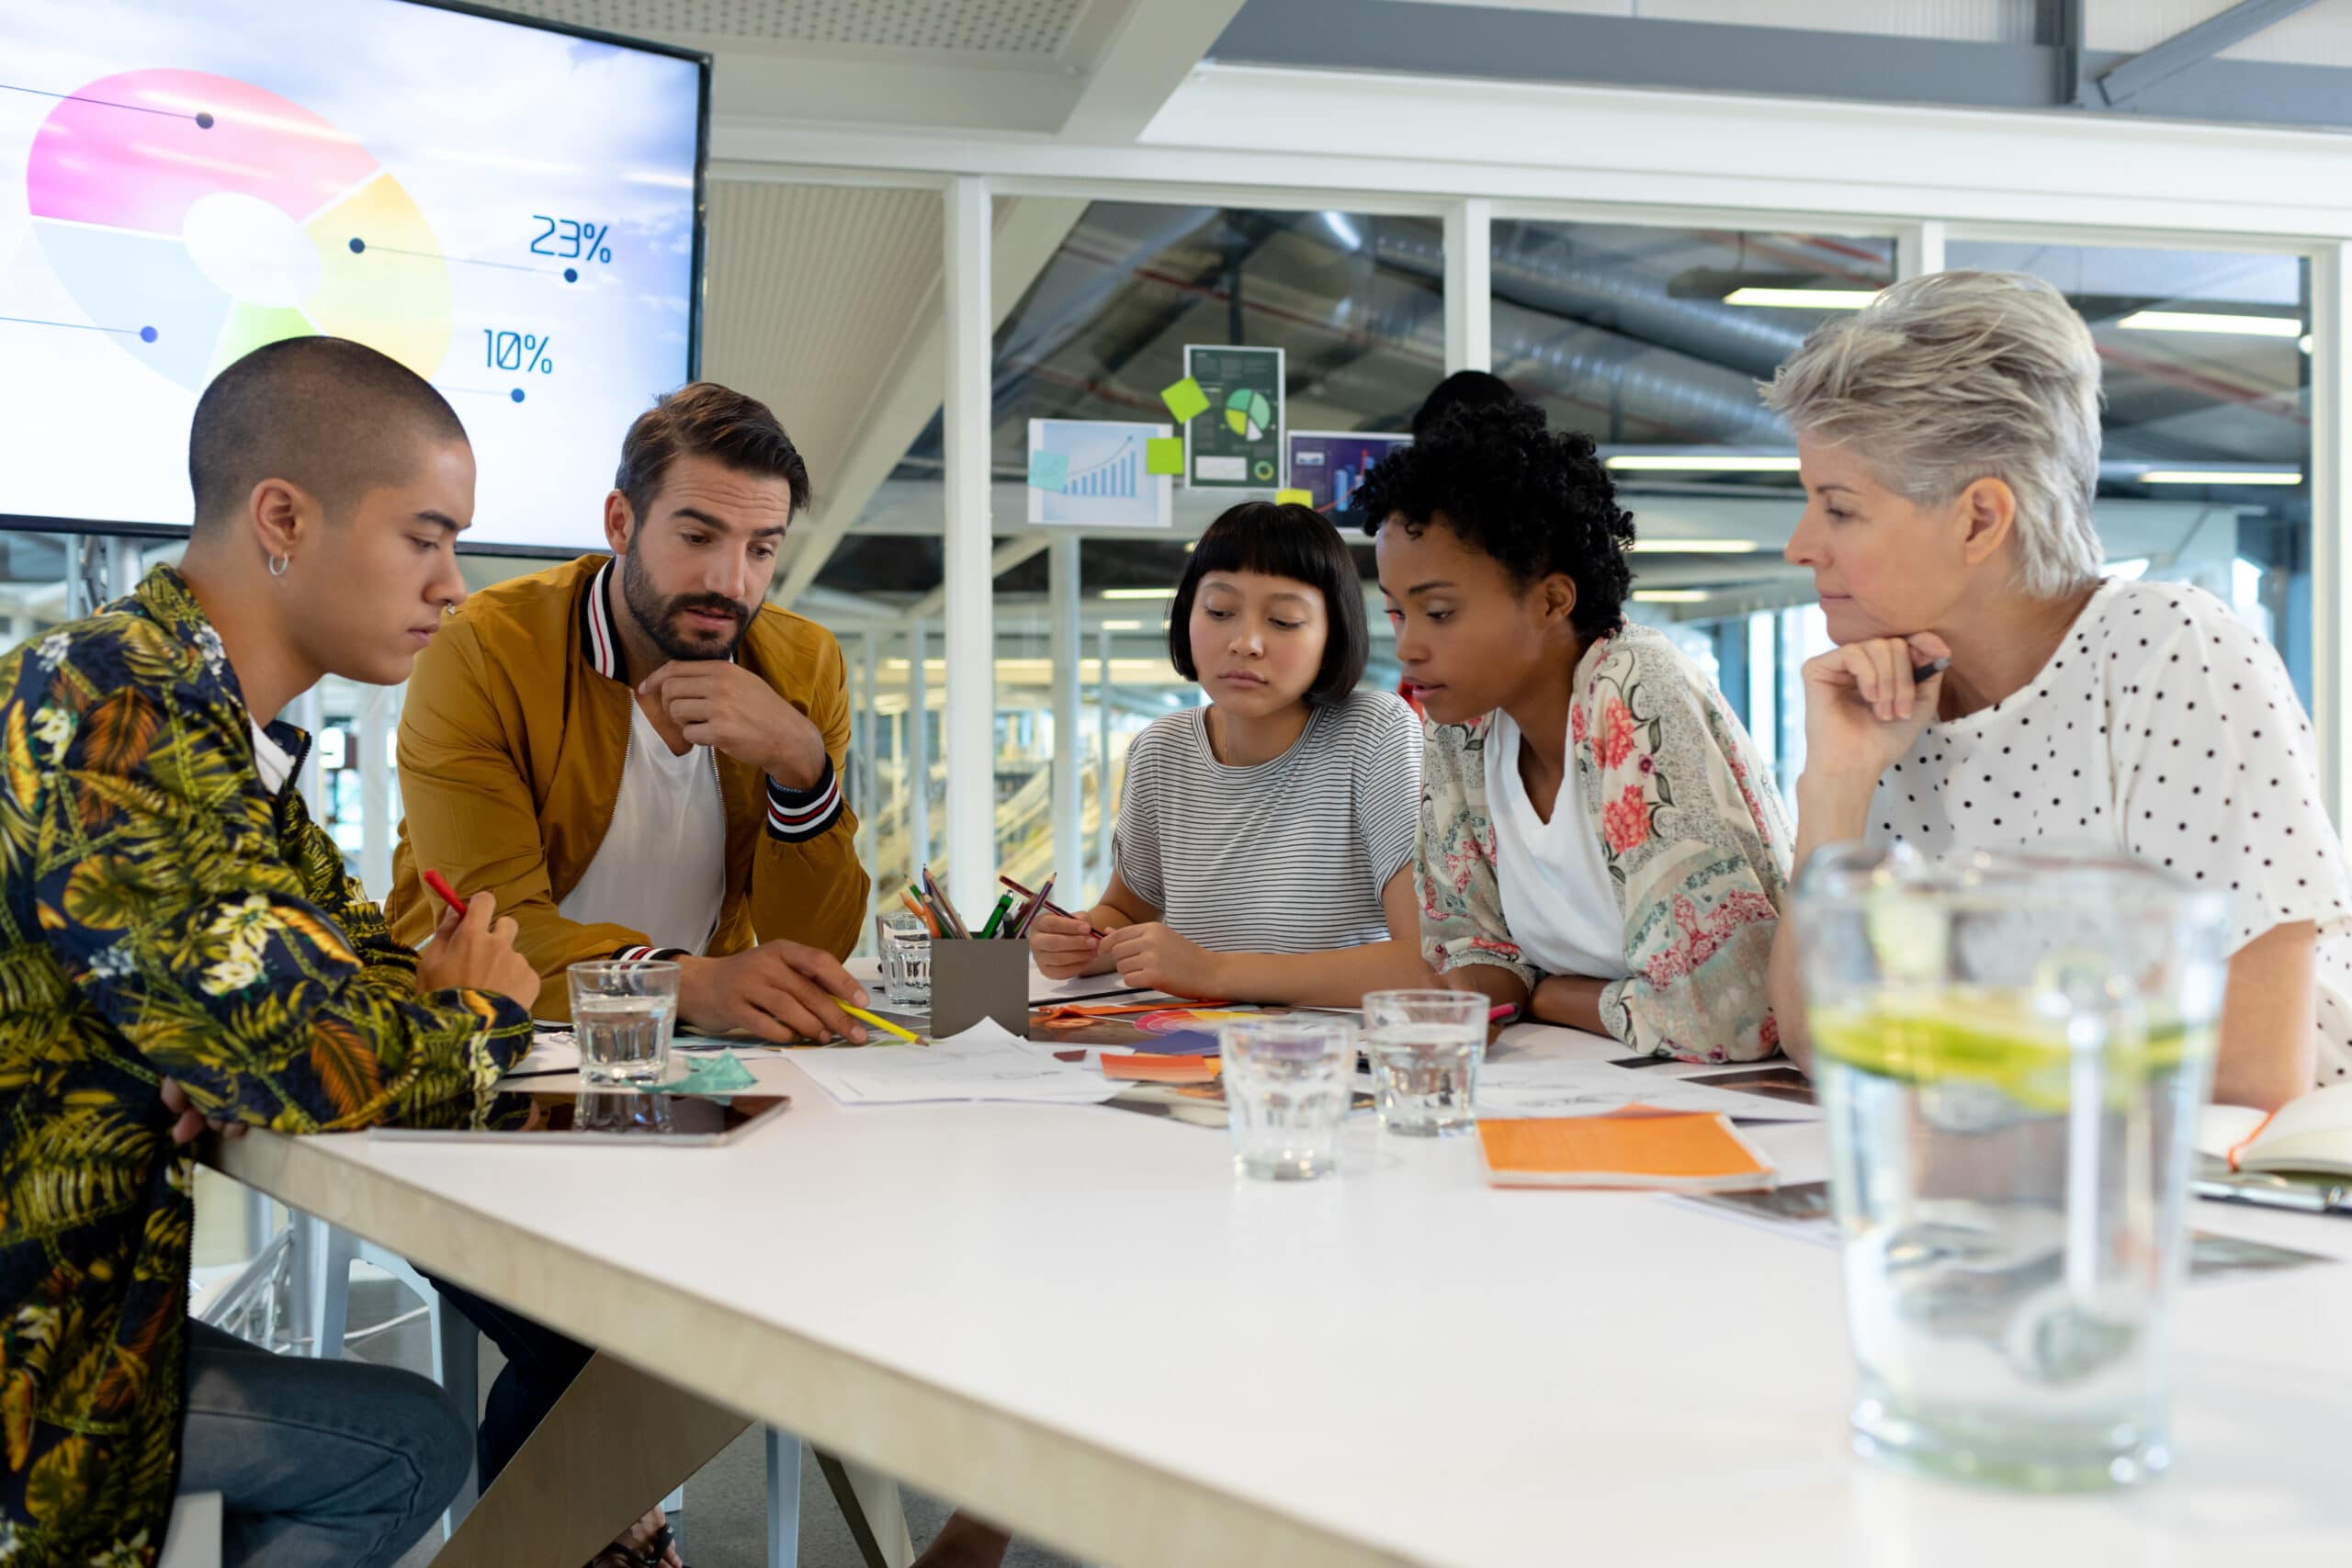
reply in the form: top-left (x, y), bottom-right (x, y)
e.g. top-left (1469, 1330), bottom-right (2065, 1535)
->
top-left (1027, 417), bottom-right (1174, 528)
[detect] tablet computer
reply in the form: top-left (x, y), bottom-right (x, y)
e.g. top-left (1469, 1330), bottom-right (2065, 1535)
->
top-left (374, 1089), bottom-right (792, 1146)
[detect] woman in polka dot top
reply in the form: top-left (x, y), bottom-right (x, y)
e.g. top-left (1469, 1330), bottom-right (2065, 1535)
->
top-left (1758, 270), bottom-right (2350, 1111)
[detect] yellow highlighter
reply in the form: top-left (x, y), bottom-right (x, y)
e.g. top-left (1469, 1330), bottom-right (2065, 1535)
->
top-left (837, 1002), bottom-right (922, 1044)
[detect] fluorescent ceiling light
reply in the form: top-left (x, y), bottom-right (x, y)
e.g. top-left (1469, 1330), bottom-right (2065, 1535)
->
top-left (1723, 288), bottom-right (1880, 310)
top-left (1633, 590), bottom-right (1711, 603)
top-left (2302, 333), bottom-right (2314, 354)
top-left (2137, 469), bottom-right (2302, 486)
top-left (1607, 455), bottom-right (1801, 473)
top-left (1102, 586), bottom-right (1177, 599)
top-left (1321, 210), bottom-right (1363, 251)
top-left (2116, 310), bottom-right (2303, 338)
top-left (1628, 538), bottom-right (1761, 553)
top-left (1099, 619), bottom-right (1143, 631)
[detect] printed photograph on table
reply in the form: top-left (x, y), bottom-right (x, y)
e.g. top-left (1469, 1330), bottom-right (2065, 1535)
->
top-left (1182, 344), bottom-right (1284, 490)
top-left (1285, 430), bottom-right (1409, 517)
top-left (1026, 417), bottom-right (1172, 528)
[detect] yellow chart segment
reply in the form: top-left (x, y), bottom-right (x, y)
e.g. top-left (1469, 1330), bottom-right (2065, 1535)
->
top-left (302, 172), bottom-right (452, 380)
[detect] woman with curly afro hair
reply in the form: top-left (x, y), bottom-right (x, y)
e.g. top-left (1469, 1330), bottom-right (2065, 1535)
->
top-left (1362, 401), bottom-right (1793, 1062)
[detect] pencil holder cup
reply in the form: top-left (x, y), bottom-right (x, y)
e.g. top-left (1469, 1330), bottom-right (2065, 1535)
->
top-left (929, 940), bottom-right (1031, 1038)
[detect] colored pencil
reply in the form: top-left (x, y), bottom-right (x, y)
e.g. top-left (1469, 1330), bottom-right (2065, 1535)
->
top-left (1014, 874), bottom-right (1059, 938)
top-left (977, 894), bottom-right (1013, 939)
top-left (920, 865), bottom-right (970, 939)
top-left (836, 1002), bottom-right (922, 1044)
top-left (899, 891), bottom-right (939, 936)
top-left (421, 869), bottom-right (469, 918)
top-left (998, 874), bottom-right (1109, 938)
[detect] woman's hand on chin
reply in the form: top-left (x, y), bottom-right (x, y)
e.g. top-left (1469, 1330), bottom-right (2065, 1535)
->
top-left (1799, 631), bottom-right (1951, 790)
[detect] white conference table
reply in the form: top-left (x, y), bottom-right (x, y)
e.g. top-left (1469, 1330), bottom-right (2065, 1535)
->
top-left (213, 977), bottom-right (2352, 1568)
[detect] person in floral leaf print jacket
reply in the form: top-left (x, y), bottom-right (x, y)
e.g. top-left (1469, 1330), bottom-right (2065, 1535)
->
top-left (1362, 402), bottom-right (1793, 1062)
top-left (0, 339), bottom-right (539, 1568)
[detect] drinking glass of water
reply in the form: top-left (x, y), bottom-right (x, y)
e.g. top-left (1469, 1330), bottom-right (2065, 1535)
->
top-left (875, 912), bottom-right (932, 1009)
top-left (1362, 989), bottom-right (1487, 1137)
top-left (1220, 1017), bottom-right (1354, 1181)
top-left (1796, 844), bottom-right (2226, 1490)
top-left (567, 960), bottom-right (681, 1086)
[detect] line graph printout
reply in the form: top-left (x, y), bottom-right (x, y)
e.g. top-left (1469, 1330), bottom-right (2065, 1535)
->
top-left (0, 0), bottom-right (702, 550)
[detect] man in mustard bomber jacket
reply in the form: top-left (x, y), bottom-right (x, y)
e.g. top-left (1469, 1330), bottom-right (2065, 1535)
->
top-left (382, 383), bottom-right (876, 1557)
top-left (388, 380), bottom-right (875, 1043)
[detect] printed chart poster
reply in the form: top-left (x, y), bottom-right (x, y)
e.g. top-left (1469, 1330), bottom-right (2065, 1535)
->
top-left (1183, 344), bottom-right (1284, 491)
top-left (1287, 430), bottom-right (1410, 517)
top-left (1027, 418), bottom-right (1173, 528)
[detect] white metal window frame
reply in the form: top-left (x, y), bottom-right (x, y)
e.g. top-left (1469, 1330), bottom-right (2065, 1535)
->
top-left (710, 71), bottom-right (2352, 880)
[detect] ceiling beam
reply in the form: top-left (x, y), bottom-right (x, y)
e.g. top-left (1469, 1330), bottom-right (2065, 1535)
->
top-left (900, 535), bottom-right (1054, 621)
top-left (2094, 0), bottom-right (2319, 107)
top-left (1059, 0), bottom-right (1250, 142)
top-left (769, 196), bottom-right (1087, 614)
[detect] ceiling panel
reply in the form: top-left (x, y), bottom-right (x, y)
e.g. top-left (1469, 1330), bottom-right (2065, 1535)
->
top-left (490, 0), bottom-right (1091, 55)
top-left (700, 182), bottom-right (943, 514)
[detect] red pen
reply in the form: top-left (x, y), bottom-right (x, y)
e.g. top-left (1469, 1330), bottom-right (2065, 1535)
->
top-left (422, 870), bottom-right (470, 918)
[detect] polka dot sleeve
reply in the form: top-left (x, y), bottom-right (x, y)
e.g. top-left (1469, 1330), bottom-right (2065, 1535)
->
top-left (2107, 596), bottom-right (2351, 953)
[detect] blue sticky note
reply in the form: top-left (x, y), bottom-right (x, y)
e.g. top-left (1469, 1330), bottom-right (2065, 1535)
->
top-left (1028, 450), bottom-right (1069, 492)
top-left (642, 1051), bottom-right (757, 1096)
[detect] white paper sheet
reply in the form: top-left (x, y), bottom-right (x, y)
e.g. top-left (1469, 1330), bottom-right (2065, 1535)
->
top-left (1474, 1056), bottom-right (1821, 1122)
top-left (791, 1021), bottom-right (1125, 1107)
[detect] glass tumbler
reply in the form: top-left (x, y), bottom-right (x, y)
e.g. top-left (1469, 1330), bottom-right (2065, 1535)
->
top-left (1221, 1016), bottom-right (1355, 1181)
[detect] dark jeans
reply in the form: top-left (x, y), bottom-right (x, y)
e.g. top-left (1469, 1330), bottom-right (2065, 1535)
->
top-left (180, 1318), bottom-right (470, 1568)
top-left (425, 1276), bottom-right (595, 1488)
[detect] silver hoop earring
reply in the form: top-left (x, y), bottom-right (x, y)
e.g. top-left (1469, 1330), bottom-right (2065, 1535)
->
top-left (268, 554), bottom-right (289, 577)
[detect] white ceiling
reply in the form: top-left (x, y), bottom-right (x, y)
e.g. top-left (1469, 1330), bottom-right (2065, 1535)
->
top-left (490, 0), bottom-right (1094, 56)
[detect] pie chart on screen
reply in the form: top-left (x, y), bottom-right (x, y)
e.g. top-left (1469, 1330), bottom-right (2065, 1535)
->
top-left (25, 68), bottom-right (451, 389)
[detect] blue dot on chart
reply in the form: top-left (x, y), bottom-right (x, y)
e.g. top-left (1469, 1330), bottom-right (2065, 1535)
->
top-left (195, 111), bottom-right (215, 130)
top-left (139, 326), bottom-right (157, 344)
top-left (564, 266), bottom-right (578, 283)
top-left (510, 388), bottom-right (525, 403)
top-left (348, 237), bottom-right (365, 254)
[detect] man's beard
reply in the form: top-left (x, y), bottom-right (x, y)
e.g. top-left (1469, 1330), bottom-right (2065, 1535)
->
top-left (622, 549), bottom-right (751, 662)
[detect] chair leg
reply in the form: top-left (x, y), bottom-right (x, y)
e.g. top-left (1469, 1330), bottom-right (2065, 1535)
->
top-left (765, 1427), bottom-right (802, 1568)
top-left (435, 1293), bottom-right (481, 1537)
top-left (291, 1212), bottom-right (356, 1357)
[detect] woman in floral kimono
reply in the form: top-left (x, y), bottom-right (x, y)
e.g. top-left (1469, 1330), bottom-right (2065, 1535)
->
top-left (1362, 402), bottom-right (1792, 1062)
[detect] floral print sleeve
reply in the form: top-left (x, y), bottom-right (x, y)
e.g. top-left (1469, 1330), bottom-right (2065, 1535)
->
top-left (1415, 717), bottom-right (1540, 991)
top-left (1575, 635), bottom-right (1792, 1061)
top-left (28, 627), bottom-right (529, 1132)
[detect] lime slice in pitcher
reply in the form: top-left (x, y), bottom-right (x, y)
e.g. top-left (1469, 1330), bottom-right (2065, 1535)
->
top-left (1810, 994), bottom-right (2199, 1109)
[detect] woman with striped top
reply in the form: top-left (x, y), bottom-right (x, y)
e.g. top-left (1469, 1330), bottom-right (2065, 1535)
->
top-left (1029, 501), bottom-right (1430, 1008)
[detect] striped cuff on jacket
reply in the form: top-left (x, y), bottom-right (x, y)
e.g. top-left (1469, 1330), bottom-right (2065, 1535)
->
top-left (766, 758), bottom-right (844, 843)
top-left (611, 945), bottom-right (689, 962)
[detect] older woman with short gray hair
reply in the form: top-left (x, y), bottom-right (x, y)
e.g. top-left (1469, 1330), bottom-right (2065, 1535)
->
top-left (1761, 270), bottom-right (2349, 1110)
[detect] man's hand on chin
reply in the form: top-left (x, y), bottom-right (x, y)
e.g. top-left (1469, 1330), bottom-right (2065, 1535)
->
top-left (640, 660), bottom-right (829, 787)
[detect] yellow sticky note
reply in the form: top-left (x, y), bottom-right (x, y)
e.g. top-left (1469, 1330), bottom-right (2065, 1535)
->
top-left (1146, 436), bottom-right (1184, 476)
top-left (1275, 489), bottom-right (1313, 507)
top-left (1161, 377), bottom-right (1211, 424)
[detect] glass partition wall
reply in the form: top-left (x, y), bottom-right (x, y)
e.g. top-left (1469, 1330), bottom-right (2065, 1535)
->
top-left (6, 201), bottom-right (2332, 945)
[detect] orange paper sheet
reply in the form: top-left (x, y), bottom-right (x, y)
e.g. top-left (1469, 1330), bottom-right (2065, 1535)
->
top-left (1476, 1106), bottom-right (1771, 1188)
top-left (1100, 1054), bottom-right (1220, 1084)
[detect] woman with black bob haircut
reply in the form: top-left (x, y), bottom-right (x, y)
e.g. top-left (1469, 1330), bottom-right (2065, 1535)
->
top-left (1364, 402), bottom-right (1793, 1062)
top-left (1031, 501), bottom-right (1430, 1007)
